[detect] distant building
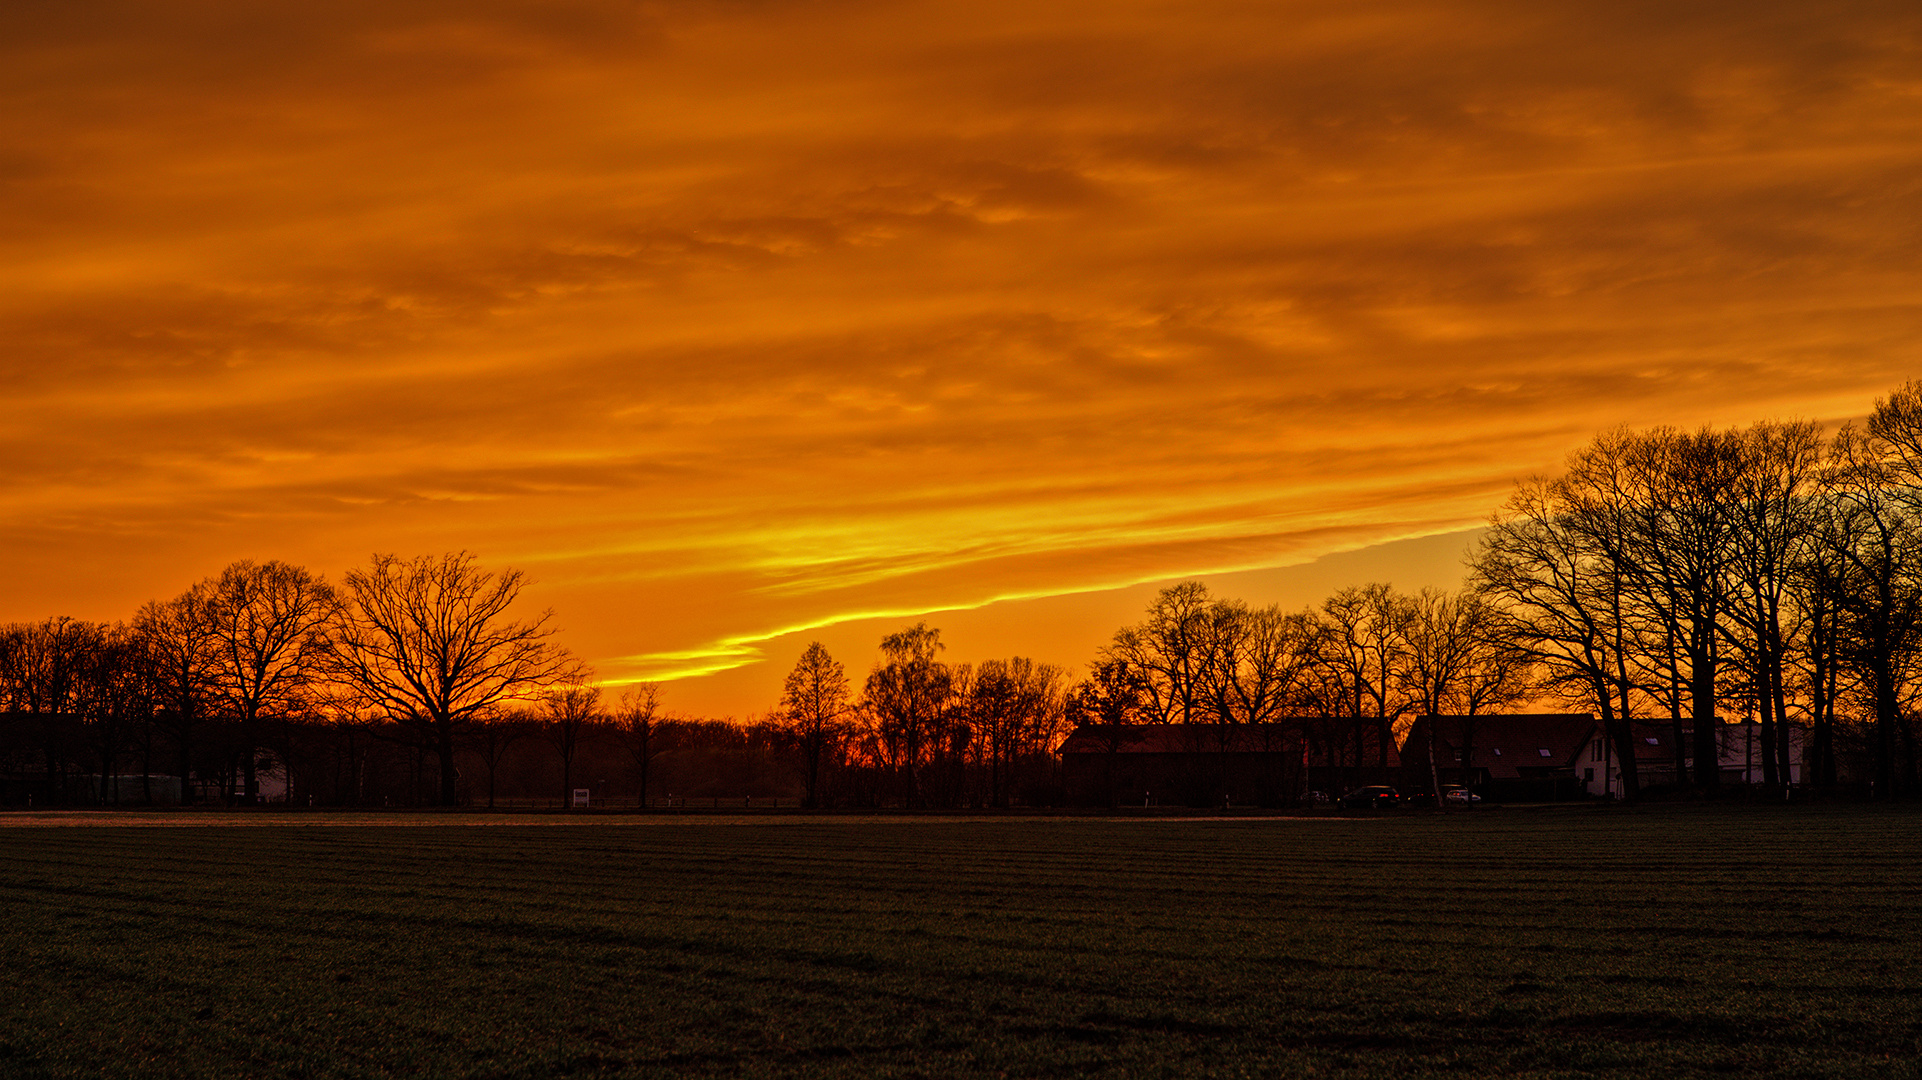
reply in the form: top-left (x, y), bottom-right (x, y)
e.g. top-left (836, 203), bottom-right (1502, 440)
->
top-left (1573, 719), bottom-right (1804, 795)
top-left (1058, 719), bottom-right (1400, 807)
top-left (1059, 724), bottom-right (1299, 807)
top-left (1060, 713), bottom-right (1814, 808)
top-left (1399, 714), bottom-right (1594, 802)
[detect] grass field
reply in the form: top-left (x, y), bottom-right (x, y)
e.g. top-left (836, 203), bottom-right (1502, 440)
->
top-left (1, 807), bottom-right (1920, 1079)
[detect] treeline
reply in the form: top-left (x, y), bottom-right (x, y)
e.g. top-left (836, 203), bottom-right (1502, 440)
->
top-left (764, 629), bottom-right (1070, 808)
top-left (0, 560), bottom-right (1074, 808)
top-left (1478, 383), bottom-right (1922, 799)
top-left (1065, 580), bottom-right (1522, 779)
top-left (8, 383), bottom-right (1921, 807)
top-left (1073, 381), bottom-right (1922, 801)
top-left (0, 553), bottom-right (578, 807)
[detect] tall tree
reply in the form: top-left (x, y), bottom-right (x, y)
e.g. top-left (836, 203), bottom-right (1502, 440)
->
top-left (77, 624), bottom-right (150, 805)
top-left (959, 656), bottom-right (1064, 808)
top-left (1475, 477), bottom-right (1643, 800)
top-left (779, 643), bottom-right (847, 809)
top-left (541, 683), bottom-right (601, 805)
top-left (1400, 587), bottom-right (1530, 802)
top-left (328, 552), bottom-right (581, 807)
top-left (611, 683), bottom-right (664, 809)
top-left (863, 623), bottom-right (951, 807)
top-left (2, 617), bottom-right (104, 800)
top-left (134, 584), bottom-right (220, 803)
top-left (1722, 420), bottom-right (1824, 787)
top-left (1819, 421), bottom-right (1922, 795)
top-left (1614, 428), bottom-right (1747, 792)
top-left (204, 561), bottom-right (336, 802)
top-left (1100, 582), bottom-right (1214, 725)
top-left (1313, 583), bottom-right (1412, 771)
top-left (1865, 381), bottom-right (1922, 793)
top-left (1199, 602), bottom-right (1314, 726)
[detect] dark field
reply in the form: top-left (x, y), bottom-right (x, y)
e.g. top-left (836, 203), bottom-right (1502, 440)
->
top-left (2, 809), bottom-right (1920, 1079)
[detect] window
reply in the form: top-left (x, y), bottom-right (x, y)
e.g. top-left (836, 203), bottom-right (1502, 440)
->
top-left (1493, 748), bottom-right (1502, 756)
top-left (1644, 737), bottom-right (1660, 745)
top-left (1538, 748), bottom-right (1552, 758)
top-left (1591, 739), bottom-right (1603, 762)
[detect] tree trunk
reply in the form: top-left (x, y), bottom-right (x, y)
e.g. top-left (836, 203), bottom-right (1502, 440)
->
top-left (1425, 716), bottom-right (1443, 808)
top-left (804, 730), bottom-right (819, 810)
top-left (1758, 598), bottom-right (1779, 787)
top-left (1872, 647), bottom-right (1899, 797)
top-left (438, 719), bottom-right (461, 807)
top-left (242, 709), bottom-right (259, 802)
top-left (1690, 620), bottom-right (1720, 793)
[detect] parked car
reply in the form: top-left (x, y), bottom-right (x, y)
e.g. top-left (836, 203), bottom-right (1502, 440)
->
top-left (1442, 785), bottom-right (1482, 804)
top-left (1340, 785), bottom-right (1400, 809)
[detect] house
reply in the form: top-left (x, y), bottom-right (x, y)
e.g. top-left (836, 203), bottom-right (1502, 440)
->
top-left (1399, 714), bottom-right (1595, 802)
top-left (1573, 719), bottom-right (1804, 796)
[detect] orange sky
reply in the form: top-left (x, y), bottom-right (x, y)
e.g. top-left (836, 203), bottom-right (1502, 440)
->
top-left (3, 0), bottom-right (1918, 715)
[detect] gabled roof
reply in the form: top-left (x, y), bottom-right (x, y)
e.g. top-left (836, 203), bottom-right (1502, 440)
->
top-left (1625, 720), bottom-right (1680, 763)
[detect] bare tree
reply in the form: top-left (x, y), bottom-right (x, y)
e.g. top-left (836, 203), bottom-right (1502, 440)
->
top-left (1, 617), bottom-right (109, 802)
top-left (1607, 428), bottom-right (1748, 792)
top-left (779, 643), bottom-right (846, 809)
top-left (541, 683), bottom-right (601, 805)
top-left (329, 552), bottom-right (581, 807)
top-left (863, 623), bottom-right (951, 807)
top-left (1474, 477), bottom-right (1644, 800)
top-left (1818, 422), bottom-right (1922, 795)
top-left (76, 624), bottom-right (149, 806)
top-left (134, 584), bottom-right (219, 803)
top-left (957, 656), bottom-right (1063, 807)
top-left (204, 561), bottom-right (336, 802)
top-left (1100, 582), bottom-right (1214, 725)
top-left (1199, 602), bottom-right (1315, 726)
top-left (1401, 587), bottom-right (1531, 803)
top-left (612, 683), bottom-right (664, 808)
top-left (1313, 583), bottom-right (1412, 773)
top-left (1723, 420), bottom-right (1824, 787)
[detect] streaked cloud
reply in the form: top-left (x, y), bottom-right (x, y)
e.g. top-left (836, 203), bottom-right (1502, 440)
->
top-left (2, 0), bottom-right (1918, 710)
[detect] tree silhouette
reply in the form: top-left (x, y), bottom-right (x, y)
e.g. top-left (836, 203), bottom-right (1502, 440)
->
top-left (134, 584), bottom-right (219, 804)
top-left (864, 623), bottom-right (951, 807)
top-left (780, 643), bottom-right (846, 809)
top-left (612, 683), bottom-right (664, 809)
top-left (329, 552), bottom-right (581, 807)
top-left (205, 561), bottom-right (336, 802)
top-left (542, 683), bottom-right (600, 805)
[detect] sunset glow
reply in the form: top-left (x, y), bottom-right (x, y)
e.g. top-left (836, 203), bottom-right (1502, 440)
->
top-left (4, 0), bottom-right (1918, 713)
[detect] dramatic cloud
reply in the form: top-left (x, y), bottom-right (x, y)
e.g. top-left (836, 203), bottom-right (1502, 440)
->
top-left (3, 0), bottom-right (1919, 710)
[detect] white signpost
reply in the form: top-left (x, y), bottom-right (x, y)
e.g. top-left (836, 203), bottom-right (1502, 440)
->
top-left (572, 788), bottom-right (591, 809)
